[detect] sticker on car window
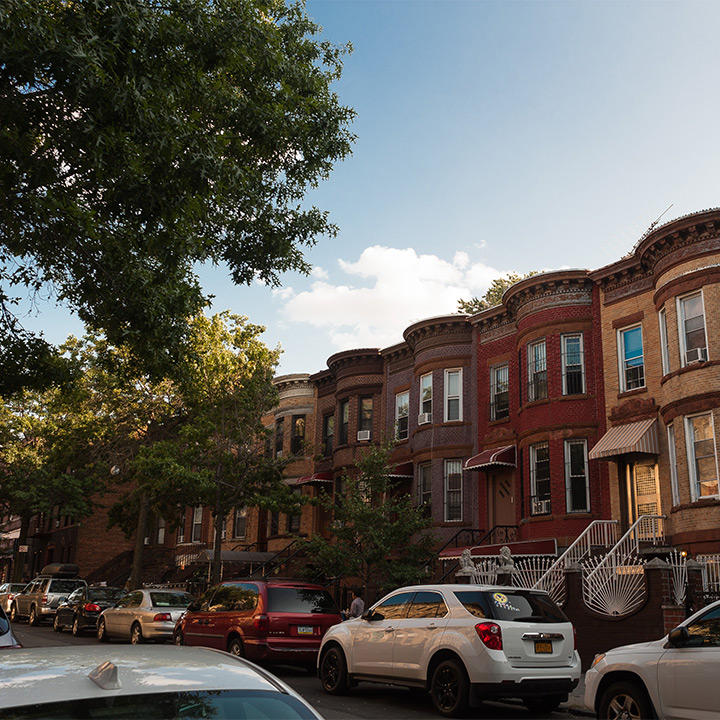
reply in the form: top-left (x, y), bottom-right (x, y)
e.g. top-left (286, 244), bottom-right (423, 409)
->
top-left (492, 592), bottom-right (520, 612)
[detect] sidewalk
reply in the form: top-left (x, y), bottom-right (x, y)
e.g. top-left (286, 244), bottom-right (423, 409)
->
top-left (561, 674), bottom-right (592, 716)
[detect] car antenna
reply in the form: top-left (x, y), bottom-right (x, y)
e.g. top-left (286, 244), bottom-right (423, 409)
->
top-left (89, 661), bottom-right (121, 690)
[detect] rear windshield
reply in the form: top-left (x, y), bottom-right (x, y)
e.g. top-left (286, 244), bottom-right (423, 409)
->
top-left (9, 584), bottom-right (25, 593)
top-left (88, 588), bottom-right (125, 603)
top-left (48, 580), bottom-right (86, 594)
top-left (454, 590), bottom-right (568, 623)
top-left (267, 587), bottom-right (339, 615)
top-left (150, 592), bottom-right (193, 608)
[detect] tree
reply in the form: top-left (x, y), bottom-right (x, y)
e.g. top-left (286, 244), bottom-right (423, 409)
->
top-left (457, 271), bottom-right (539, 315)
top-left (0, 0), bottom-right (355, 391)
top-left (303, 444), bottom-right (435, 600)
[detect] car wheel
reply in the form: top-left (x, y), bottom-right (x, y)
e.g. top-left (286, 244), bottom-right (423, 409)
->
top-left (72, 615), bottom-right (81, 637)
top-left (9, 604), bottom-right (18, 623)
top-left (319, 645), bottom-right (349, 695)
top-left (598, 681), bottom-right (653, 720)
top-left (430, 658), bottom-right (469, 718)
top-left (53, 614), bottom-right (63, 632)
top-left (130, 622), bottom-right (143, 645)
top-left (227, 637), bottom-right (244, 657)
top-left (174, 630), bottom-right (184, 646)
top-left (97, 618), bottom-right (109, 643)
top-left (28, 606), bottom-right (39, 626)
top-left (524, 695), bottom-right (564, 715)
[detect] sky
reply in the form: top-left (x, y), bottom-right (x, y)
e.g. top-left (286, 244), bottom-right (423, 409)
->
top-left (18, 0), bottom-right (720, 375)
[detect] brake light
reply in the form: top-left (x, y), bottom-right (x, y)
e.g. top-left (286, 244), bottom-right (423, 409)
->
top-left (41, 595), bottom-right (48, 605)
top-left (475, 622), bottom-right (503, 650)
top-left (153, 613), bottom-right (172, 622)
top-left (84, 603), bottom-right (101, 612)
top-left (253, 614), bottom-right (269, 632)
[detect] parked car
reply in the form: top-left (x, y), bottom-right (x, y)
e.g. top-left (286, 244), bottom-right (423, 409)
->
top-left (10, 570), bottom-right (87, 625)
top-left (0, 583), bottom-right (26, 613)
top-left (0, 645), bottom-right (323, 718)
top-left (53, 585), bottom-right (126, 636)
top-left (0, 607), bottom-right (22, 650)
top-left (318, 583), bottom-right (580, 717)
top-left (585, 598), bottom-right (720, 719)
top-left (175, 579), bottom-right (342, 667)
top-left (97, 588), bottom-right (193, 644)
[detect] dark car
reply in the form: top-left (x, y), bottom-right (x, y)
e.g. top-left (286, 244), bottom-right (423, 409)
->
top-left (174, 579), bottom-right (342, 668)
top-left (0, 607), bottom-right (21, 650)
top-left (53, 585), bottom-right (125, 636)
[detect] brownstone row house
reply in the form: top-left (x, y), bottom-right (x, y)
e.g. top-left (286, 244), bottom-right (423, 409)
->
top-left (6, 207), bottom-right (720, 585)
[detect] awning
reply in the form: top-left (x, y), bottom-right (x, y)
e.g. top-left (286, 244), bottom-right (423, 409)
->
top-left (589, 418), bottom-right (659, 460)
top-left (295, 472), bottom-right (333, 485)
top-left (388, 462), bottom-right (413, 478)
top-left (200, 550), bottom-right (275, 564)
top-left (0, 529), bottom-right (20, 540)
top-left (464, 445), bottom-right (516, 471)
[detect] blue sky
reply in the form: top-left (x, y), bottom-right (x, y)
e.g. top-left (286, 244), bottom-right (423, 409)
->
top-left (20, 0), bottom-right (720, 374)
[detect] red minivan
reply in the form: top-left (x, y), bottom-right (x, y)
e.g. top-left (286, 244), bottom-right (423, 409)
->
top-left (174, 579), bottom-right (342, 667)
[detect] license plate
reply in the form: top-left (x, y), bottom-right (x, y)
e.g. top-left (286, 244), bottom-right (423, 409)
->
top-left (534, 641), bottom-right (552, 654)
top-left (297, 625), bottom-right (314, 635)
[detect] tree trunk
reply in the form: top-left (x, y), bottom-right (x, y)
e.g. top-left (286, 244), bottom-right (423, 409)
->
top-left (11, 514), bottom-right (31, 583)
top-left (128, 494), bottom-right (150, 590)
top-left (210, 474), bottom-right (223, 586)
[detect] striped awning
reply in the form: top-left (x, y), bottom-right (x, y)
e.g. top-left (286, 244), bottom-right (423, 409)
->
top-left (295, 472), bottom-right (333, 485)
top-left (588, 418), bottom-right (659, 460)
top-left (389, 462), bottom-right (413, 478)
top-left (464, 445), bottom-right (516, 471)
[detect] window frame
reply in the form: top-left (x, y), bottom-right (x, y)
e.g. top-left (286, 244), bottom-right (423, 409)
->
top-left (418, 463), bottom-right (432, 513)
top-left (156, 517), bottom-right (165, 545)
top-left (290, 414), bottom-right (305, 455)
top-left (443, 459), bottom-right (463, 522)
top-left (490, 363), bottom-right (509, 421)
top-left (564, 439), bottom-right (589, 513)
top-left (339, 399), bottom-right (349, 445)
top-left (677, 290), bottom-right (709, 366)
top-left (527, 339), bottom-right (548, 402)
top-left (659, 308), bottom-right (670, 375)
top-left (191, 506), bottom-right (203, 543)
top-left (684, 412), bottom-right (720, 502)
top-left (529, 442), bottom-right (551, 515)
top-left (274, 417), bottom-right (284, 458)
top-left (420, 373), bottom-right (433, 417)
top-left (617, 324), bottom-right (646, 392)
top-left (561, 333), bottom-right (585, 396)
top-left (233, 507), bottom-right (247, 539)
top-left (444, 368), bottom-right (463, 422)
top-left (395, 391), bottom-right (409, 440)
top-left (667, 424), bottom-right (680, 506)
top-left (322, 413), bottom-right (335, 456)
top-left (358, 396), bottom-right (373, 434)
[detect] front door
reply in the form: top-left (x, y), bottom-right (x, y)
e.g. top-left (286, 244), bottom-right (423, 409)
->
top-left (488, 472), bottom-right (515, 528)
top-left (626, 460), bottom-right (661, 538)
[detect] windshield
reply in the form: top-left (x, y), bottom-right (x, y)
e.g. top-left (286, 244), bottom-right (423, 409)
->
top-left (150, 592), bottom-right (193, 608)
top-left (49, 580), bottom-right (86, 594)
top-left (88, 588), bottom-right (125, 603)
top-left (267, 587), bottom-right (339, 615)
top-left (454, 590), bottom-right (568, 623)
top-left (0, 690), bottom-right (316, 719)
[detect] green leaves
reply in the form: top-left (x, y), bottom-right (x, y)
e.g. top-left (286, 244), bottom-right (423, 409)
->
top-left (457, 271), bottom-right (540, 315)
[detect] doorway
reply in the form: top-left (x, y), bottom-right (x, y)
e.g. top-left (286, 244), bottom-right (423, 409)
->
top-left (487, 472), bottom-right (515, 528)
top-left (622, 458), bottom-right (661, 538)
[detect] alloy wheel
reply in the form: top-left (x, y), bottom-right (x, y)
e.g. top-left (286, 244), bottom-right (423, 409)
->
top-left (130, 624), bottom-right (142, 645)
top-left (321, 650), bottom-right (340, 690)
top-left (433, 665), bottom-right (459, 713)
top-left (607, 693), bottom-right (642, 720)
top-left (227, 638), bottom-right (243, 657)
top-left (97, 619), bottom-right (108, 642)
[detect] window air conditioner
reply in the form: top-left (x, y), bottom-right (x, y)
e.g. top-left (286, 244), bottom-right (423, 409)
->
top-left (686, 347), bottom-right (708, 364)
top-left (357, 430), bottom-right (371, 441)
top-left (418, 412), bottom-right (432, 425)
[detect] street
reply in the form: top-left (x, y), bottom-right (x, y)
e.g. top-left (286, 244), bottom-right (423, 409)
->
top-left (11, 623), bottom-right (590, 720)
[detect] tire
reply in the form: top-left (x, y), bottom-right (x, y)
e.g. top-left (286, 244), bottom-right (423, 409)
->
top-left (174, 630), bottom-right (184, 646)
top-left (97, 618), bottom-right (109, 643)
top-left (319, 645), bottom-right (349, 695)
top-left (72, 615), bottom-right (81, 637)
top-left (430, 658), bottom-right (469, 718)
top-left (524, 695), bottom-right (564, 715)
top-left (130, 622), bottom-right (143, 645)
top-left (227, 636), bottom-right (244, 657)
top-left (9, 604), bottom-right (18, 623)
top-left (28, 605), bottom-right (39, 627)
top-left (53, 614), bottom-right (63, 632)
top-left (598, 681), bottom-right (653, 720)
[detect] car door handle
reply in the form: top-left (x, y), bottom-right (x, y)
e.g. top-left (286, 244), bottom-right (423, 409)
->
top-left (384, 626), bottom-right (395, 633)
top-left (426, 624), bottom-right (438, 630)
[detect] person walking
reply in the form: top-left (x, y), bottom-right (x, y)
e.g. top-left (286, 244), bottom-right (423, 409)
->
top-left (347, 588), bottom-right (365, 619)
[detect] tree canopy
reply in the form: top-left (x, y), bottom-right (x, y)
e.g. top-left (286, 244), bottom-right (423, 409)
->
top-left (457, 271), bottom-right (539, 315)
top-left (0, 0), bottom-right (355, 391)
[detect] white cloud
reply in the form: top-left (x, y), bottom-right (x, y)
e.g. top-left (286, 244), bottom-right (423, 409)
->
top-left (272, 286), bottom-right (295, 300)
top-left (311, 266), bottom-right (329, 279)
top-left (280, 245), bottom-right (502, 351)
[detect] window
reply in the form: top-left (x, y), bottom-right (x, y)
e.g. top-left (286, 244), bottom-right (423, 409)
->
top-left (177, 516), bottom-right (185, 544)
top-left (659, 308), bottom-right (670, 375)
top-left (373, 592), bottom-right (414, 620)
top-left (683, 605), bottom-right (720, 647)
top-left (274, 417), bottom-right (284, 457)
top-left (322, 414), bottom-right (335, 456)
top-left (530, 442), bottom-right (551, 515)
top-left (527, 340), bottom-right (547, 401)
top-left (358, 396), bottom-right (373, 433)
top-left (233, 507), bottom-right (247, 539)
top-left (444, 369), bottom-right (462, 421)
top-left (420, 373), bottom-right (433, 417)
top-left (685, 413), bottom-right (719, 500)
top-left (667, 425), bottom-right (680, 506)
top-left (406, 591), bottom-right (448, 619)
top-left (339, 400), bottom-right (349, 445)
top-left (618, 326), bottom-right (645, 391)
top-left (209, 583), bottom-right (259, 613)
top-left (269, 511), bottom-right (280, 537)
top-left (157, 517), bottom-right (165, 545)
top-left (490, 364), bottom-right (509, 420)
top-left (678, 292), bottom-right (708, 365)
top-left (564, 439), bottom-right (589, 512)
top-left (444, 459), bottom-right (462, 521)
top-left (418, 463), bottom-right (432, 515)
top-left (290, 415), bottom-right (305, 455)
top-left (192, 506), bottom-right (203, 543)
top-left (288, 488), bottom-right (301, 534)
top-left (561, 334), bottom-right (585, 395)
top-left (395, 391), bottom-right (409, 440)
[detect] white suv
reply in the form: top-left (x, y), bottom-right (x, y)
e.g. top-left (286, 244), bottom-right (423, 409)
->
top-left (585, 599), bottom-right (720, 719)
top-left (318, 583), bottom-right (580, 717)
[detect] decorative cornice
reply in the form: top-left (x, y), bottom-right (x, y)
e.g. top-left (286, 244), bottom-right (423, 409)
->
top-left (403, 315), bottom-right (471, 351)
top-left (326, 348), bottom-right (382, 374)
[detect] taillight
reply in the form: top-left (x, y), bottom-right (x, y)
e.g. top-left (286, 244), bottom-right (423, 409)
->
top-left (153, 613), bottom-right (172, 622)
top-left (253, 614), bottom-right (269, 632)
top-left (41, 595), bottom-right (48, 605)
top-left (7, 594), bottom-right (14, 600)
top-left (475, 622), bottom-right (503, 650)
top-left (84, 603), bottom-right (101, 612)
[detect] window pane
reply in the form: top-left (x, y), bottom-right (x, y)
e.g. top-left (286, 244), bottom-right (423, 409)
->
top-left (447, 397), bottom-right (460, 421)
top-left (623, 327), bottom-right (643, 360)
top-left (406, 591), bottom-right (447, 619)
top-left (447, 371), bottom-right (459, 397)
top-left (421, 374), bottom-right (432, 414)
top-left (375, 592), bottom-right (413, 620)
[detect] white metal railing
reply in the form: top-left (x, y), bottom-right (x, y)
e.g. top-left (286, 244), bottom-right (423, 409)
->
top-left (698, 554), bottom-right (720, 592)
top-left (668, 549), bottom-right (688, 605)
top-left (582, 553), bottom-right (647, 616)
top-left (513, 556), bottom-right (555, 590)
top-left (532, 520), bottom-right (618, 605)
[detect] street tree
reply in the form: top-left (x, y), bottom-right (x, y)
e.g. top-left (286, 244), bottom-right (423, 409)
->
top-left (0, 0), bottom-right (355, 392)
top-left (457, 271), bottom-right (539, 315)
top-left (303, 444), bottom-right (435, 600)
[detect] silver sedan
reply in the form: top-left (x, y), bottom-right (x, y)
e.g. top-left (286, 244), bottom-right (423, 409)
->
top-left (96, 589), bottom-right (193, 644)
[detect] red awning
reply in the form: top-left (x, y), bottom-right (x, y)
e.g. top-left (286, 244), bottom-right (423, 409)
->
top-left (388, 462), bottom-right (413, 478)
top-left (295, 472), bottom-right (333, 485)
top-left (464, 445), bottom-right (516, 471)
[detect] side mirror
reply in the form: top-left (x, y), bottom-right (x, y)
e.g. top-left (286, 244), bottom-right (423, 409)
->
top-left (668, 625), bottom-right (689, 647)
top-left (362, 610), bottom-right (381, 621)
